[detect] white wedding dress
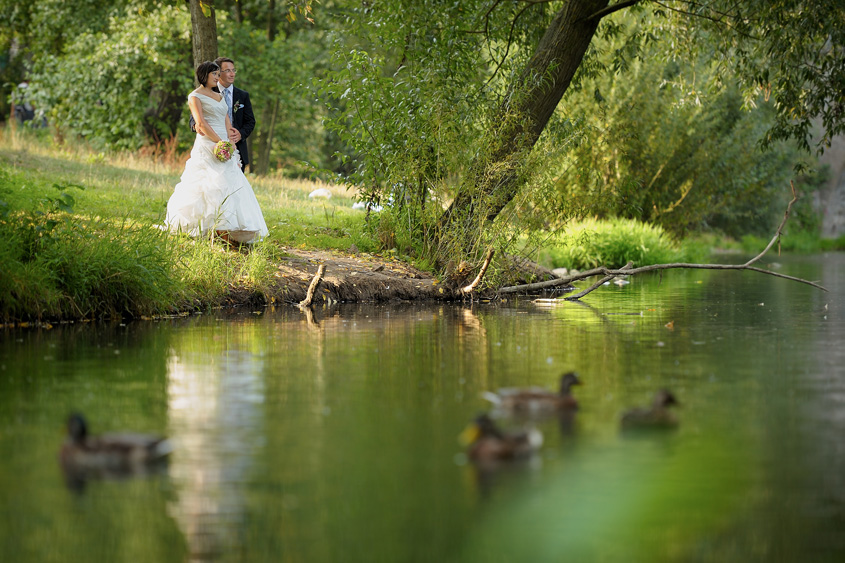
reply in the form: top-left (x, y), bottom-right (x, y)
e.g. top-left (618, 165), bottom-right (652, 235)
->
top-left (165, 92), bottom-right (268, 243)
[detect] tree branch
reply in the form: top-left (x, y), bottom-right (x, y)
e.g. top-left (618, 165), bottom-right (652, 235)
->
top-left (498, 182), bottom-right (828, 298)
top-left (565, 262), bottom-right (632, 299)
top-left (461, 247), bottom-right (496, 294)
top-left (299, 264), bottom-right (326, 308)
top-left (587, 0), bottom-right (641, 22)
top-left (650, 0), bottom-right (759, 39)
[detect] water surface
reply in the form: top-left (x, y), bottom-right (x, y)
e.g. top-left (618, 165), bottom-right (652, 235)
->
top-left (1, 254), bottom-right (843, 562)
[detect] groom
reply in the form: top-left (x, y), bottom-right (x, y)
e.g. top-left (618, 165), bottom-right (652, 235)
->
top-left (191, 56), bottom-right (256, 173)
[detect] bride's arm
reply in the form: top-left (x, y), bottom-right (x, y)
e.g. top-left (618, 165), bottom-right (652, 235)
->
top-left (189, 97), bottom-right (222, 143)
top-left (225, 114), bottom-right (236, 141)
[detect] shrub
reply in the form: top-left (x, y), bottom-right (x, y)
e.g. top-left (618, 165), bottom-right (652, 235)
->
top-left (541, 218), bottom-right (683, 270)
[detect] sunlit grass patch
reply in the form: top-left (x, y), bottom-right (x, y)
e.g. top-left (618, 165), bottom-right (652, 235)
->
top-left (540, 218), bottom-right (686, 270)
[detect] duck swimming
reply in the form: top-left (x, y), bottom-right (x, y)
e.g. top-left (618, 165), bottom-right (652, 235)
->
top-left (482, 372), bottom-right (582, 417)
top-left (59, 413), bottom-right (173, 479)
top-left (620, 389), bottom-right (679, 429)
top-left (459, 413), bottom-right (543, 462)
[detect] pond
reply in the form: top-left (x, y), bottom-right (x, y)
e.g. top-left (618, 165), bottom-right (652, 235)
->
top-left (1, 253), bottom-right (843, 562)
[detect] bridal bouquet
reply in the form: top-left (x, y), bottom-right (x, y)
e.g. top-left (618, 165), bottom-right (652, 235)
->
top-left (213, 140), bottom-right (234, 162)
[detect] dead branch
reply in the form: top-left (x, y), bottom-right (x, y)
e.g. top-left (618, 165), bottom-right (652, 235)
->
top-left (299, 264), bottom-right (326, 308)
top-left (499, 182), bottom-right (828, 299)
top-left (565, 262), bottom-right (633, 300)
top-left (461, 247), bottom-right (495, 295)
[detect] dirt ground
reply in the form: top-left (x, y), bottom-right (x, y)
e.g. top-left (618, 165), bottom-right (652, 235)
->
top-left (220, 244), bottom-right (564, 308)
top-left (256, 247), bottom-right (447, 305)
top-left (239, 246), bottom-right (561, 306)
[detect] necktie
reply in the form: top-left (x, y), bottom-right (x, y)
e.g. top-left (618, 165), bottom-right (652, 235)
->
top-left (223, 88), bottom-right (233, 121)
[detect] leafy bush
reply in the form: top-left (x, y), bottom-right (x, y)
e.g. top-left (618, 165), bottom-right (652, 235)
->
top-left (541, 218), bottom-right (683, 270)
top-left (28, 5), bottom-right (192, 150)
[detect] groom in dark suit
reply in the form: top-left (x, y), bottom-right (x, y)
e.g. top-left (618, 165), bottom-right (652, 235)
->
top-left (191, 56), bottom-right (256, 173)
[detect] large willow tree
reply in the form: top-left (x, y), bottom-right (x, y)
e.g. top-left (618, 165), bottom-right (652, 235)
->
top-left (319, 0), bottom-right (845, 272)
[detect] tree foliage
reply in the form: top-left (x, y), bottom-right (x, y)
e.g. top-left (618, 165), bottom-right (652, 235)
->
top-left (652, 0), bottom-right (845, 152)
top-left (27, 4), bottom-right (192, 149)
top-left (317, 0), bottom-right (843, 270)
top-left (537, 23), bottom-right (807, 239)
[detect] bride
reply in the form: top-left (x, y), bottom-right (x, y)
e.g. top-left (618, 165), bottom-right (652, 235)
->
top-left (165, 61), bottom-right (268, 246)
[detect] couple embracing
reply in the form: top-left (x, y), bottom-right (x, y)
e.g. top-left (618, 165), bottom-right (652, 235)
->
top-left (164, 57), bottom-right (268, 247)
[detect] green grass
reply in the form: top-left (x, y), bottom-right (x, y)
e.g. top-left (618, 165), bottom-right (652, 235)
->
top-left (539, 217), bottom-right (701, 270)
top-left (0, 127), bottom-right (382, 321)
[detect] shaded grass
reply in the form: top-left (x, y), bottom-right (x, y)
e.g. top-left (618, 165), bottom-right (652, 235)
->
top-left (0, 127), bottom-right (382, 321)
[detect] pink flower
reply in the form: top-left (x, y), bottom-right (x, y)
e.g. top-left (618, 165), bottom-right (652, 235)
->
top-left (213, 140), bottom-right (234, 162)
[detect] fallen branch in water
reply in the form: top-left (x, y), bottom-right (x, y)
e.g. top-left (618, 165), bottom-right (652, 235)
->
top-left (461, 247), bottom-right (495, 295)
top-left (299, 264), bottom-right (326, 308)
top-left (498, 182), bottom-right (828, 299)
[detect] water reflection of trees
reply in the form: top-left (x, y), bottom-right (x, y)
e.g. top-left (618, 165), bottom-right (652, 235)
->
top-left (166, 326), bottom-right (265, 561)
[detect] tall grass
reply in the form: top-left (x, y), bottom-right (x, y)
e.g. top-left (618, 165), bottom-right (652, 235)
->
top-left (540, 218), bottom-right (700, 270)
top-left (0, 126), bottom-right (382, 321)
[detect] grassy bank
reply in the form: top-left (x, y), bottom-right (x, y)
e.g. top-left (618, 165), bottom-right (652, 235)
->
top-left (2, 127), bottom-right (839, 322)
top-left (0, 127), bottom-right (380, 321)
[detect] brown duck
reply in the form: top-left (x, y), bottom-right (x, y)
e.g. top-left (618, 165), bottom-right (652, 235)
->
top-left (620, 389), bottom-right (680, 429)
top-left (459, 413), bottom-right (543, 462)
top-left (483, 372), bottom-right (582, 417)
top-left (59, 413), bottom-right (173, 477)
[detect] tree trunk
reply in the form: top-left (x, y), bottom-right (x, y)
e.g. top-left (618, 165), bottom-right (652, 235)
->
top-left (267, 0), bottom-right (277, 42)
top-left (189, 0), bottom-right (219, 74)
top-left (253, 2), bottom-right (278, 175)
top-left (437, 0), bottom-right (609, 249)
top-left (232, 0), bottom-right (243, 24)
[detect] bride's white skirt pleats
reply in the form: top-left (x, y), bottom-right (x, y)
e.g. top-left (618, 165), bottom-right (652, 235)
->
top-left (165, 136), bottom-right (268, 243)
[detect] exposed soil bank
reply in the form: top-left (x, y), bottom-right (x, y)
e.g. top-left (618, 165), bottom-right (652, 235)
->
top-left (251, 248), bottom-right (449, 306)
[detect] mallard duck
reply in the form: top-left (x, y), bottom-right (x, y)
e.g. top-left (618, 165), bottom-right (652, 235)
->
top-left (620, 389), bottom-right (679, 429)
top-left (482, 372), bottom-right (582, 417)
top-left (459, 413), bottom-right (543, 461)
top-left (59, 413), bottom-right (173, 476)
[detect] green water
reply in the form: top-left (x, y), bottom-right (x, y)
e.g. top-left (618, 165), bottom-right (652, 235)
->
top-left (1, 254), bottom-right (843, 562)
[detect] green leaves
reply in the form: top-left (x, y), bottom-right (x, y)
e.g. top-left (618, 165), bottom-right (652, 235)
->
top-left (26, 4), bottom-right (192, 151)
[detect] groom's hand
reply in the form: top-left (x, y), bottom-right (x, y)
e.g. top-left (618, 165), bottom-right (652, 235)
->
top-left (229, 127), bottom-right (242, 143)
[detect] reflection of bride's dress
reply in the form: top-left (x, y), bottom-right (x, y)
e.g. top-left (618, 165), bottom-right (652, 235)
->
top-left (165, 92), bottom-right (268, 243)
top-left (167, 349), bottom-right (265, 560)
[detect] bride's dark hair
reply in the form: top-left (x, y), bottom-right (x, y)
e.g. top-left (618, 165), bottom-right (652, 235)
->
top-left (195, 61), bottom-right (220, 87)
